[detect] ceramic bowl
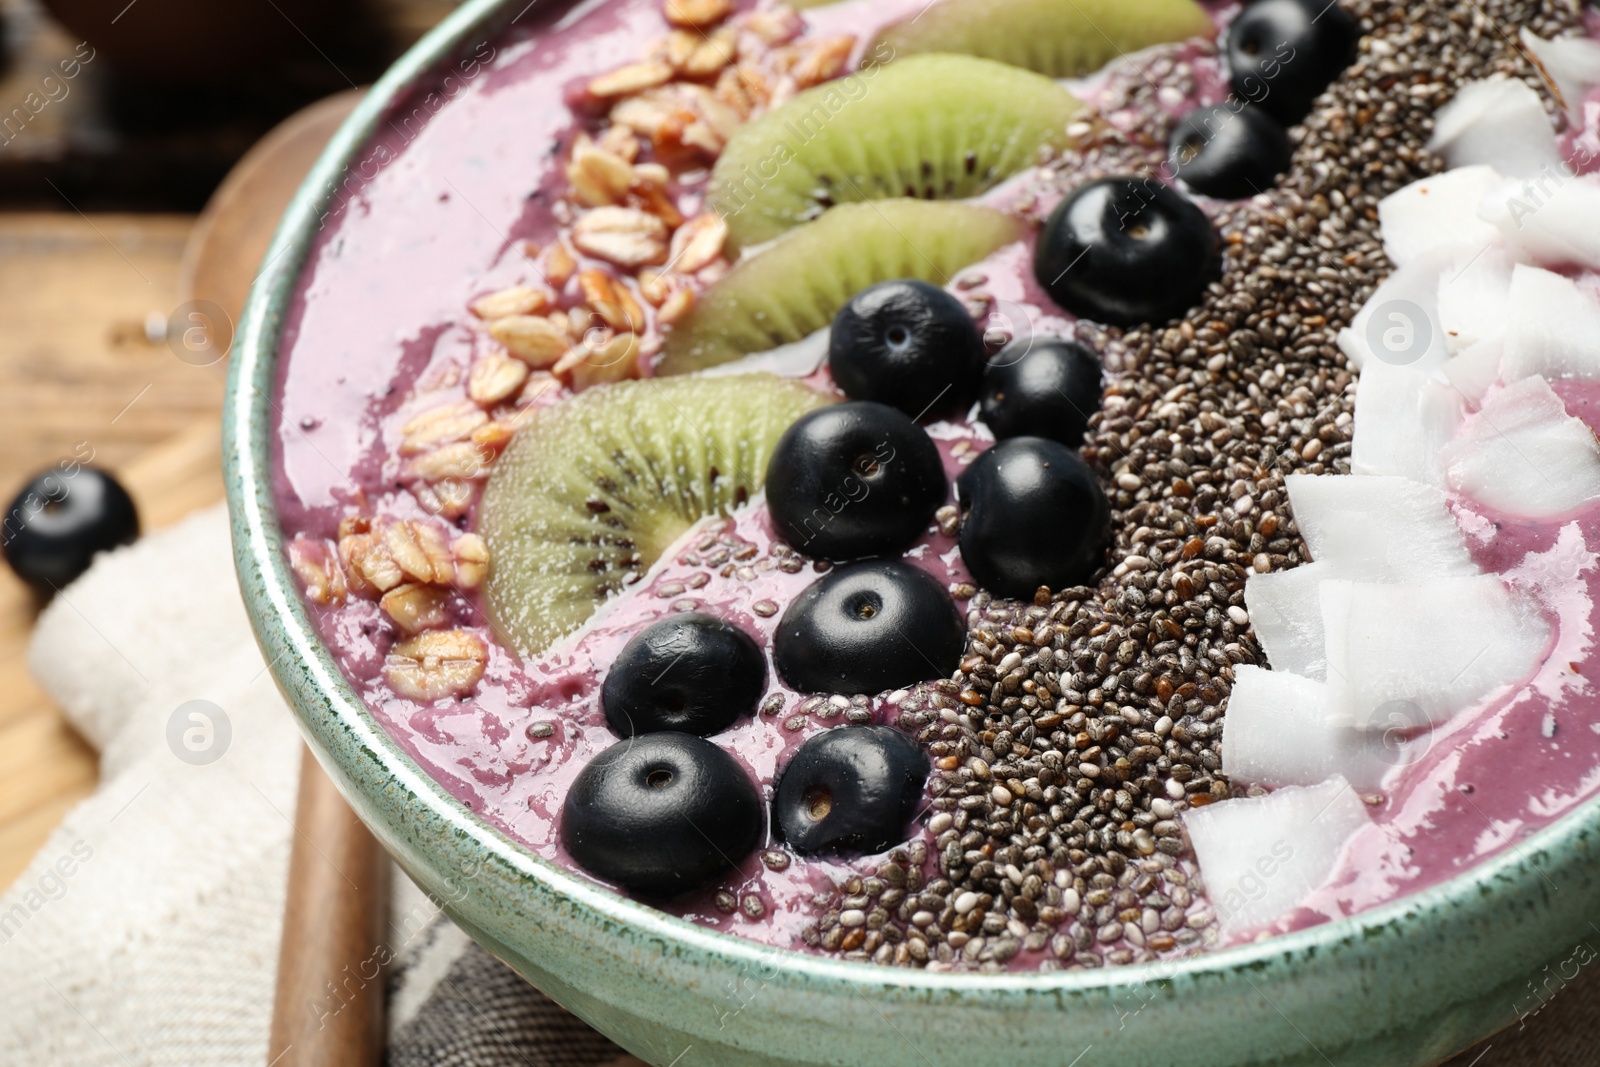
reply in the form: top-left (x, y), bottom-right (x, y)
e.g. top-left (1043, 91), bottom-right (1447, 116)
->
top-left (224, 2), bottom-right (1600, 1063)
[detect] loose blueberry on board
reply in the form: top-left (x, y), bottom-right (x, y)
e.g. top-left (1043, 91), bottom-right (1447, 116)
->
top-left (1034, 177), bottom-right (1220, 328)
top-left (1226, 0), bottom-right (1360, 126)
top-left (1169, 103), bottom-right (1294, 199)
top-left (773, 725), bottom-right (931, 855)
top-left (765, 401), bottom-right (948, 561)
top-left (601, 613), bottom-right (766, 738)
top-left (957, 437), bottom-right (1110, 599)
top-left (979, 338), bottom-right (1104, 448)
top-left (828, 279), bottom-right (986, 419)
top-left (561, 732), bottom-right (763, 898)
top-left (773, 560), bottom-right (966, 695)
top-left (2, 466), bottom-right (139, 595)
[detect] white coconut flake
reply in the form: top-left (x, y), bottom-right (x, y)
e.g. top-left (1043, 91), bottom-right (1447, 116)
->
top-left (1441, 334), bottom-right (1505, 404)
top-left (1501, 265), bottom-right (1600, 381)
top-left (1521, 29), bottom-right (1600, 118)
top-left (1285, 473), bottom-right (1479, 579)
top-left (1349, 362), bottom-right (1464, 487)
top-left (1245, 562), bottom-right (1339, 679)
top-left (1321, 575), bottom-right (1551, 727)
top-left (1342, 249), bottom-right (1456, 372)
top-left (1436, 244), bottom-right (1518, 355)
top-left (1221, 667), bottom-right (1405, 791)
top-left (1481, 173), bottom-right (1600, 273)
top-left (1441, 375), bottom-right (1600, 518)
top-left (1183, 776), bottom-right (1371, 935)
top-left (1377, 166), bottom-right (1505, 267)
top-left (1429, 78), bottom-right (1563, 179)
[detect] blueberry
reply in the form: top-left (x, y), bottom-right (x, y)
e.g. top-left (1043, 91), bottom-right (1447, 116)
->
top-left (773, 726), bottom-right (930, 855)
top-left (561, 732), bottom-right (763, 898)
top-left (1226, 0), bottom-right (1360, 126)
top-left (979, 339), bottom-right (1103, 448)
top-left (765, 401), bottom-right (948, 561)
top-left (773, 560), bottom-right (965, 695)
top-left (1170, 103), bottom-right (1293, 200)
top-left (601, 613), bottom-right (766, 738)
top-left (957, 438), bottom-right (1109, 599)
top-left (1034, 177), bottom-right (1220, 328)
top-left (3, 466), bottom-right (139, 594)
top-left (828, 280), bottom-right (985, 419)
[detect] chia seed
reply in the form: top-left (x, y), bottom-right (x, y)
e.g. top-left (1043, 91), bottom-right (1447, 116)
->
top-left (803, 0), bottom-right (1582, 971)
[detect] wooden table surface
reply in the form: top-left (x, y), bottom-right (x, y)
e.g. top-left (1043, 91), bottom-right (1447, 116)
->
top-left (0, 212), bottom-right (225, 889)
top-left (0, 0), bottom-right (455, 899)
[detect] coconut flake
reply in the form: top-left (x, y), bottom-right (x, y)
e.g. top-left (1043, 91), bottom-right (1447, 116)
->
top-left (1321, 575), bottom-right (1551, 727)
top-left (1501, 264), bottom-right (1600, 381)
top-left (1221, 667), bottom-right (1406, 790)
top-left (1429, 78), bottom-right (1563, 179)
top-left (1245, 562), bottom-right (1339, 679)
top-left (1340, 249), bottom-right (1455, 372)
top-left (1285, 473), bottom-right (1479, 579)
top-left (1441, 335), bottom-right (1505, 404)
top-left (1377, 166), bottom-right (1505, 267)
top-left (1183, 776), bottom-right (1371, 935)
top-left (1521, 29), bottom-right (1600, 118)
top-left (1436, 245), bottom-right (1518, 355)
top-left (1441, 374), bottom-right (1600, 518)
top-left (1349, 362), bottom-right (1464, 487)
top-left (1481, 175), bottom-right (1600, 273)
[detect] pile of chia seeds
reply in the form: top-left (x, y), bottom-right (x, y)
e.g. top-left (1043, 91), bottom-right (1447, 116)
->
top-left (805, 0), bottom-right (1584, 971)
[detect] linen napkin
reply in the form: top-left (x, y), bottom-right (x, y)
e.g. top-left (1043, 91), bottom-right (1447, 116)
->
top-left (0, 503), bottom-right (637, 1067)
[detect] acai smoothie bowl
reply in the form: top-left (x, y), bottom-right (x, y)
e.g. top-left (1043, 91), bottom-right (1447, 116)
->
top-left (226, 0), bottom-right (1600, 1061)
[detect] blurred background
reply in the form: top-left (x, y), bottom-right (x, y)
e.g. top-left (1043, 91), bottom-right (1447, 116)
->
top-left (0, 0), bottom-right (456, 891)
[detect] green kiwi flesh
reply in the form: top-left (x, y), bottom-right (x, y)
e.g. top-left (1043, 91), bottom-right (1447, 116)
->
top-left (869, 0), bottom-right (1214, 79)
top-left (707, 53), bottom-right (1079, 251)
top-left (481, 375), bottom-right (829, 655)
top-left (657, 199), bottom-right (1024, 376)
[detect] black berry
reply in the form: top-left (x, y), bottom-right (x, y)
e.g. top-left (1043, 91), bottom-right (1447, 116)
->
top-left (828, 279), bottom-right (985, 419)
top-left (765, 401), bottom-right (947, 561)
top-left (1035, 177), bottom-right (1220, 328)
top-left (773, 726), bottom-right (929, 855)
top-left (773, 560), bottom-right (965, 695)
top-left (957, 437), bottom-right (1110, 599)
top-left (3, 466), bottom-right (139, 594)
top-left (562, 733), bottom-right (763, 898)
top-left (601, 613), bottom-right (766, 738)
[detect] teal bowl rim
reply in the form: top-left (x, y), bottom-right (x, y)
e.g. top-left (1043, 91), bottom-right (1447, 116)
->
top-left (224, 0), bottom-right (1590, 1011)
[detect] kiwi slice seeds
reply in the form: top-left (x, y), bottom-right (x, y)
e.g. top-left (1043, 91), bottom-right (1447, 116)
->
top-left (869, 0), bottom-right (1214, 78)
top-left (707, 54), bottom-right (1080, 251)
top-left (480, 375), bottom-right (828, 656)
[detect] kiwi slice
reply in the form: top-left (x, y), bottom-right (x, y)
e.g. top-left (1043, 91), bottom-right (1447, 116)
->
top-left (480, 375), bottom-right (827, 656)
top-left (868, 0), bottom-right (1214, 79)
top-left (707, 54), bottom-right (1079, 251)
top-left (657, 199), bottom-right (1023, 375)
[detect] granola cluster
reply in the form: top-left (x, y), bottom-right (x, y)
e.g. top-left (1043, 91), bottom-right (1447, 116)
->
top-left (288, 1), bottom-right (856, 663)
top-left (288, 517), bottom-right (491, 699)
top-left (473, 0), bottom-right (855, 389)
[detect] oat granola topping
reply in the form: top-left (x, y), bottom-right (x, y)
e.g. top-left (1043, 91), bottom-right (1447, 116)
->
top-left (384, 629), bottom-right (489, 702)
